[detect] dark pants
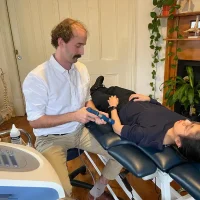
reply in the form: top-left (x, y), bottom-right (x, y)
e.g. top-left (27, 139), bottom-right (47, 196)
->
top-left (91, 86), bottom-right (136, 112)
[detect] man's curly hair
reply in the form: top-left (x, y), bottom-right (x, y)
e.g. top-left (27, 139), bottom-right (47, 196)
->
top-left (51, 18), bottom-right (88, 49)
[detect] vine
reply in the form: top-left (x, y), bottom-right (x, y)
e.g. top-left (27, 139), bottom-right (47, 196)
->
top-left (148, 0), bottom-right (181, 98)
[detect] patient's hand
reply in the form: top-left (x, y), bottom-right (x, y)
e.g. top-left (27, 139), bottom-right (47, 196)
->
top-left (129, 94), bottom-right (150, 102)
top-left (108, 95), bottom-right (119, 107)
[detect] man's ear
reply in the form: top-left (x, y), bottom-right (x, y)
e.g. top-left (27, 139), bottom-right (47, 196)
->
top-left (57, 38), bottom-right (63, 46)
top-left (175, 136), bottom-right (182, 148)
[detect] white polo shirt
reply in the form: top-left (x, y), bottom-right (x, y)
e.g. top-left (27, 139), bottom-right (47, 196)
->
top-left (23, 55), bottom-right (91, 136)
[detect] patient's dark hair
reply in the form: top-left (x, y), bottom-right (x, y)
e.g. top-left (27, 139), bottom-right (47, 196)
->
top-left (178, 136), bottom-right (200, 162)
top-left (51, 18), bottom-right (88, 48)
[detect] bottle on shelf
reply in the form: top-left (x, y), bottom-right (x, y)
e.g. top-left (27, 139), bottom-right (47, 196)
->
top-left (10, 124), bottom-right (22, 145)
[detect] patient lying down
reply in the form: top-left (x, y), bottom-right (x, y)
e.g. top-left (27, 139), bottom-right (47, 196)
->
top-left (90, 76), bottom-right (200, 162)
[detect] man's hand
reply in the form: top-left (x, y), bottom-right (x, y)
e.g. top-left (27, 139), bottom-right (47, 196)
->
top-left (129, 94), bottom-right (150, 102)
top-left (94, 111), bottom-right (109, 125)
top-left (75, 107), bottom-right (99, 124)
top-left (108, 95), bottom-right (119, 107)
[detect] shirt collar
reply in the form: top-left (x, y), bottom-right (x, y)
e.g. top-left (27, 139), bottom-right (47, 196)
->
top-left (49, 54), bottom-right (75, 73)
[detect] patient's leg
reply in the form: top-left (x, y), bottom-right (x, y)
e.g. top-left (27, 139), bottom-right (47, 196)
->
top-left (91, 87), bottom-right (135, 113)
top-left (105, 86), bottom-right (136, 97)
top-left (97, 86), bottom-right (136, 110)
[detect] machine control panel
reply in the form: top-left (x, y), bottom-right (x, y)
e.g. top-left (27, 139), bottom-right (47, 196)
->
top-left (0, 145), bottom-right (39, 172)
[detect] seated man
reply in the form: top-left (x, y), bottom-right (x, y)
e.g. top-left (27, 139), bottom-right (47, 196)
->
top-left (23, 19), bottom-right (122, 200)
top-left (91, 76), bottom-right (200, 162)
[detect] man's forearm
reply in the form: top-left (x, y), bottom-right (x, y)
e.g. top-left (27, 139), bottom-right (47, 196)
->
top-left (29, 112), bottom-right (77, 128)
top-left (85, 100), bottom-right (98, 110)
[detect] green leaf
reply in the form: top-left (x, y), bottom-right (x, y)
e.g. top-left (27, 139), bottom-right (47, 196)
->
top-left (169, 27), bottom-right (175, 34)
top-left (168, 14), bottom-right (174, 20)
top-left (152, 70), bottom-right (156, 75)
top-left (148, 23), bottom-right (154, 30)
top-left (177, 48), bottom-right (182, 52)
top-left (188, 88), bottom-right (194, 104)
top-left (152, 62), bottom-right (155, 68)
top-left (194, 99), bottom-right (199, 104)
top-left (154, 58), bottom-right (159, 63)
top-left (150, 82), bottom-right (154, 87)
top-left (165, 88), bottom-right (172, 99)
top-left (174, 26), bottom-right (179, 31)
top-left (150, 35), bottom-right (155, 39)
top-left (173, 55), bottom-right (178, 61)
top-left (178, 34), bottom-right (183, 39)
top-left (150, 45), bottom-right (155, 49)
top-left (153, 0), bottom-right (158, 6)
top-left (176, 76), bottom-right (185, 84)
top-left (167, 95), bottom-right (174, 107)
top-left (168, 52), bottom-right (173, 56)
top-left (172, 85), bottom-right (188, 106)
top-left (169, 7), bottom-right (175, 14)
top-left (183, 101), bottom-right (190, 111)
top-left (181, 96), bottom-right (187, 104)
top-left (155, 46), bottom-right (161, 51)
top-left (157, 1), bottom-right (163, 8)
top-left (186, 66), bottom-right (194, 88)
top-left (163, 0), bottom-right (175, 6)
top-left (168, 41), bottom-right (173, 46)
top-left (175, 5), bottom-right (181, 9)
top-left (160, 58), bottom-right (165, 61)
top-left (179, 84), bottom-right (190, 100)
top-left (150, 12), bottom-right (157, 18)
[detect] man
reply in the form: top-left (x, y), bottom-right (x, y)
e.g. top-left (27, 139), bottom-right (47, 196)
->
top-left (91, 76), bottom-right (200, 162)
top-left (23, 19), bottom-right (122, 200)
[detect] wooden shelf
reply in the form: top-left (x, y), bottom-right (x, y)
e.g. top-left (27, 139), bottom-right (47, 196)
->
top-left (164, 38), bottom-right (200, 41)
top-left (158, 11), bottom-right (200, 18)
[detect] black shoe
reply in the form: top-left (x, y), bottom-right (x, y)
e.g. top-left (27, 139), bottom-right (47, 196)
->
top-left (90, 76), bottom-right (104, 92)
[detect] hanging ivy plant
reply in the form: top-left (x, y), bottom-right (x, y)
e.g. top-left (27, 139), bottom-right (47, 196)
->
top-left (148, 0), bottom-right (181, 98)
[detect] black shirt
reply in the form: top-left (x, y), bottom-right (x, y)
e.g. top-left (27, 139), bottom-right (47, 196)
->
top-left (119, 99), bottom-right (186, 150)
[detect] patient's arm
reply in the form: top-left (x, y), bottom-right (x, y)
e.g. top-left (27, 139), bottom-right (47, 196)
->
top-left (129, 94), bottom-right (162, 106)
top-left (110, 109), bottom-right (124, 134)
top-left (107, 96), bottom-right (124, 134)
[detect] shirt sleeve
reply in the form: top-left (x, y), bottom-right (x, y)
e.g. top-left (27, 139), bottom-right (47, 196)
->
top-left (121, 124), bottom-right (145, 144)
top-left (121, 124), bottom-right (164, 150)
top-left (22, 73), bottom-right (48, 121)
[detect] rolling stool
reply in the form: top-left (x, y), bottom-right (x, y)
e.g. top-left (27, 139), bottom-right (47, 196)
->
top-left (67, 148), bottom-right (93, 190)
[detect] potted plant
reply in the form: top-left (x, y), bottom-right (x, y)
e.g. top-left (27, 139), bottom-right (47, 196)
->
top-left (160, 66), bottom-right (200, 119)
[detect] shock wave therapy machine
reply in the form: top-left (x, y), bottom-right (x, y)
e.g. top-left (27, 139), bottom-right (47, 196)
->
top-left (0, 130), bottom-right (65, 200)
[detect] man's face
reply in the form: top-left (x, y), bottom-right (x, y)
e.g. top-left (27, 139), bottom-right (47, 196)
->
top-left (62, 27), bottom-right (87, 64)
top-left (173, 119), bottom-right (200, 138)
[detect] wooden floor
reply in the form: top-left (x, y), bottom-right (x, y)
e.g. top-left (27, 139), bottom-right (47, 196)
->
top-left (0, 117), bottom-right (183, 200)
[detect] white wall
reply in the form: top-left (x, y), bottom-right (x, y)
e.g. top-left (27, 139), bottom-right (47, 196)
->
top-left (135, 0), bottom-right (200, 102)
top-left (1, 0), bottom-right (200, 115)
top-left (0, 0), bottom-right (25, 116)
